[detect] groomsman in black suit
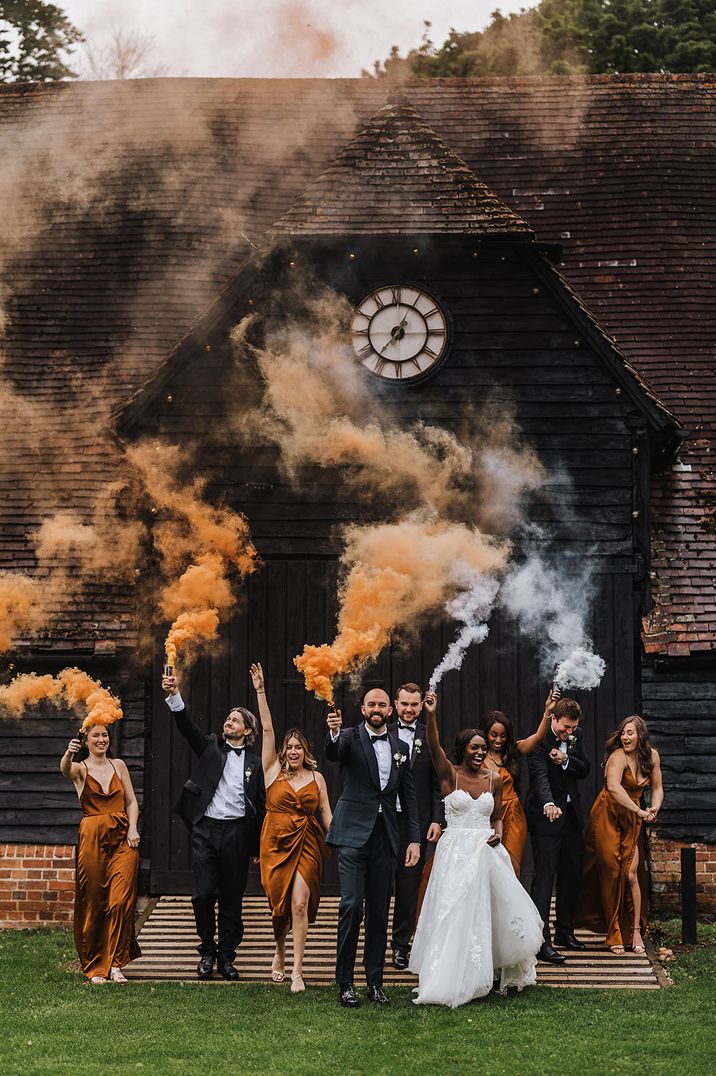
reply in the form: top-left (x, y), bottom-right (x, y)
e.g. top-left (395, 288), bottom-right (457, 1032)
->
top-left (525, 697), bottom-right (590, 964)
top-left (163, 672), bottom-right (266, 981)
top-left (325, 687), bottom-right (421, 1007)
top-left (387, 682), bottom-right (444, 970)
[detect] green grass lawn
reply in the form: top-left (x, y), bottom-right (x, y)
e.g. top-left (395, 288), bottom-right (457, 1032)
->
top-left (1, 922), bottom-right (714, 1076)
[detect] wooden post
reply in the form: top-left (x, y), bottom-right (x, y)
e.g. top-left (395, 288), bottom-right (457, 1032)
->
top-left (681, 847), bottom-right (697, 945)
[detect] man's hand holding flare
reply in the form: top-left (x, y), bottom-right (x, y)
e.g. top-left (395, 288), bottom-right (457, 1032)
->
top-left (326, 708), bottom-right (342, 735)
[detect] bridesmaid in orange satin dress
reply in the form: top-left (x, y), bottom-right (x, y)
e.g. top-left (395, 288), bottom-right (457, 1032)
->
top-left (250, 662), bottom-right (331, 993)
top-left (480, 689), bottom-right (560, 877)
top-left (60, 725), bottom-right (140, 983)
top-left (575, 716), bottom-right (663, 953)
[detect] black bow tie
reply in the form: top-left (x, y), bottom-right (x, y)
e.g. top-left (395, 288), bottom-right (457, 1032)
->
top-left (398, 724), bottom-right (415, 732)
top-left (370, 733), bottom-right (388, 742)
top-left (226, 744), bottom-right (244, 755)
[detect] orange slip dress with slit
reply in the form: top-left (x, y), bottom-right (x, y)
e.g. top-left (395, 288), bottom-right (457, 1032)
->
top-left (74, 762), bottom-right (140, 979)
top-left (260, 776), bottom-right (327, 939)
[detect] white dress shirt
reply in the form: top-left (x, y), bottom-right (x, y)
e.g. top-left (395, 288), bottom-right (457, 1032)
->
top-left (166, 691), bottom-right (246, 820)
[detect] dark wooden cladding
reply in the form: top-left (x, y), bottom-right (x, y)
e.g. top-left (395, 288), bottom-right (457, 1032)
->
top-left (642, 662), bottom-right (716, 842)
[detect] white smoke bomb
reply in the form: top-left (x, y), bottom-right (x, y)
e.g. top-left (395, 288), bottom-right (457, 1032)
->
top-left (554, 648), bottom-right (606, 691)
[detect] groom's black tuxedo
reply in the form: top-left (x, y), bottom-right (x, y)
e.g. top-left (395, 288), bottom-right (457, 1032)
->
top-left (325, 722), bottom-right (420, 987)
top-left (171, 702), bottom-right (265, 966)
top-left (387, 719), bottom-right (444, 953)
top-left (526, 725), bottom-right (590, 946)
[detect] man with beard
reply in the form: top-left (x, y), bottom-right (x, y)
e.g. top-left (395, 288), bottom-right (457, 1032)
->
top-left (388, 682), bottom-right (444, 970)
top-left (163, 672), bottom-right (265, 981)
top-left (325, 687), bottom-right (420, 1007)
top-left (526, 696), bottom-right (590, 964)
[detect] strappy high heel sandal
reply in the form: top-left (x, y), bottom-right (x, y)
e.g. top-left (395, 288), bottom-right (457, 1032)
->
top-left (290, 972), bottom-right (306, 993)
top-left (631, 932), bottom-right (646, 955)
top-left (271, 951), bottom-right (285, 983)
top-left (609, 945), bottom-right (625, 955)
top-left (90, 976), bottom-right (107, 984)
top-left (109, 967), bottom-right (128, 983)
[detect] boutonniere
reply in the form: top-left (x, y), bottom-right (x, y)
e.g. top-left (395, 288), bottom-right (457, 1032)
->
top-left (394, 752), bottom-right (406, 767)
top-left (567, 735), bottom-right (577, 750)
top-left (413, 738), bottom-right (423, 755)
top-left (245, 767), bottom-right (253, 781)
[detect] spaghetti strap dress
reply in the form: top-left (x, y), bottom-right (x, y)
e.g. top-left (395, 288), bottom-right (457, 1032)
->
top-left (260, 776), bottom-right (328, 939)
top-left (574, 769), bottom-right (650, 947)
top-left (74, 763), bottom-right (140, 979)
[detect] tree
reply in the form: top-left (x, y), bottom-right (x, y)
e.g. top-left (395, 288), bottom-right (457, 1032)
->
top-left (0, 0), bottom-right (83, 82)
top-left (539, 0), bottom-right (716, 74)
top-left (80, 28), bottom-right (169, 81)
top-left (368, 1), bottom-right (716, 79)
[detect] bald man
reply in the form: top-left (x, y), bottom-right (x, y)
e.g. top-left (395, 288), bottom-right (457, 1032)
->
top-left (325, 688), bottom-right (420, 1007)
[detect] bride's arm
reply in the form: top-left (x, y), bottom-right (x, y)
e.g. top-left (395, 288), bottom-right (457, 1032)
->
top-left (487, 774), bottom-right (504, 847)
top-left (423, 691), bottom-right (454, 791)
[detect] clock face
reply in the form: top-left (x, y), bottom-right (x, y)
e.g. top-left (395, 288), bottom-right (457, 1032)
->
top-left (350, 285), bottom-right (449, 381)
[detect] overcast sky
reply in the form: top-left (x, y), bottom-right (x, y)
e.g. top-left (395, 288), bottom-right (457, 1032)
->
top-left (61, 0), bottom-right (529, 79)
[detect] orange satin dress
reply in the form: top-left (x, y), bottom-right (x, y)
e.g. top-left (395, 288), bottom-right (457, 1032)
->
top-left (575, 769), bottom-right (649, 947)
top-left (498, 766), bottom-right (528, 877)
top-left (74, 764), bottom-right (140, 979)
top-left (260, 776), bottom-right (328, 940)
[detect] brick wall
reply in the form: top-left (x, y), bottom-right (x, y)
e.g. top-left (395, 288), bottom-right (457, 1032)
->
top-left (0, 844), bottom-right (75, 927)
top-left (649, 835), bottom-right (716, 915)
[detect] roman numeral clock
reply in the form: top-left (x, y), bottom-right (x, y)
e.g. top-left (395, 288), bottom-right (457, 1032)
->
top-left (350, 286), bottom-right (449, 381)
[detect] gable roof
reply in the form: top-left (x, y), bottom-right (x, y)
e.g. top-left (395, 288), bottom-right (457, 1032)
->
top-left (0, 75), bottom-right (714, 656)
top-left (271, 97), bottom-right (532, 238)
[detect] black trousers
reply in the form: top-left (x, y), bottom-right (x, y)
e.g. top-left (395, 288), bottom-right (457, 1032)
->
top-left (530, 804), bottom-right (583, 946)
top-left (336, 814), bottom-right (395, 987)
top-left (191, 816), bottom-right (250, 964)
top-left (391, 812), bottom-right (429, 952)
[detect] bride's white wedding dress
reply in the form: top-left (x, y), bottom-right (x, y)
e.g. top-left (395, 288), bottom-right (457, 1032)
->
top-left (410, 778), bottom-right (544, 1007)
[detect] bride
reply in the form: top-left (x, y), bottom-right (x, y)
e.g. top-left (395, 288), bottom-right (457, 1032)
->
top-left (409, 692), bottom-right (544, 1007)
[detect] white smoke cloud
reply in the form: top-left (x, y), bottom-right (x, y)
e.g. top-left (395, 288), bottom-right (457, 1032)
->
top-left (428, 568), bottom-right (500, 691)
top-left (499, 553), bottom-right (606, 690)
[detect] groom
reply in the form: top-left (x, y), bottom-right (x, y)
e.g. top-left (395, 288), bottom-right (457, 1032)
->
top-left (325, 687), bottom-right (421, 1007)
top-left (526, 696), bottom-right (590, 964)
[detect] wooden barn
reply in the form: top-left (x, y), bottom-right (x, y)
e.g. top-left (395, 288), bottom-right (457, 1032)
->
top-left (0, 74), bottom-right (714, 922)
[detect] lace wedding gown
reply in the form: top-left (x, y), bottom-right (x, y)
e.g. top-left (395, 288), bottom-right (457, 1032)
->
top-left (410, 782), bottom-right (543, 1007)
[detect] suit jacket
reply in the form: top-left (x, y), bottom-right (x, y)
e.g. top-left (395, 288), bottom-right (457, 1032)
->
top-left (172, 704), bottom-right (266, 855)
top-left (388, 719), bottom-right (444, 839)
top-left (324, 723), bottom-right (421, 856)
top-left (525, 725), bottom-right (591, 835)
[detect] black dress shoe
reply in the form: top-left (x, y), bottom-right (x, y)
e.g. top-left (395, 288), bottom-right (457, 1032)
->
top-left (338, 983), bottom-right (360, 1008)
top-left (555, 932), bottom-right (587, 951)
top-left (538, 944), bottom-right (567, 964)
top-left (392, 949), bottom-right (409, 970)
top-left (218, 962), bottom-right (240, 981)
top-left (196, 955), bottom-right (214, 980)
top-left (367, 984), bottom-right (390, 1004)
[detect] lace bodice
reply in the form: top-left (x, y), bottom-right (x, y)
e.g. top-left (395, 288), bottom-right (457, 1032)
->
top-left (444, 788), bottom-right (494, 831)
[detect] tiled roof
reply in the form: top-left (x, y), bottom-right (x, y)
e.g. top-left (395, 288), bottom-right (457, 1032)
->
top-left (0, 75), bottom-right (714, 655)
top-left (271, 98), bottom-right (532, 237)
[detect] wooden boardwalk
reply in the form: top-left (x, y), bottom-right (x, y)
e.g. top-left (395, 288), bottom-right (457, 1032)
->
top-left (125, 896), bottom-right (663, 990)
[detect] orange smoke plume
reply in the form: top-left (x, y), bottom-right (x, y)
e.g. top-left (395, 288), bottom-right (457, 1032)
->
top-left (126, 442), bottom-right (257, 668)
top-left (0, 666), bottom-right (122, 730)
top-left (0, 571), bottom-right (44, 654)
top-left (295, 519), bottom-right (509, 702)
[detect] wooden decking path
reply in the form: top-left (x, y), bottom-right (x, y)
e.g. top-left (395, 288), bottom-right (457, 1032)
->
top-left (124, 896), bottom-right (664, 990)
